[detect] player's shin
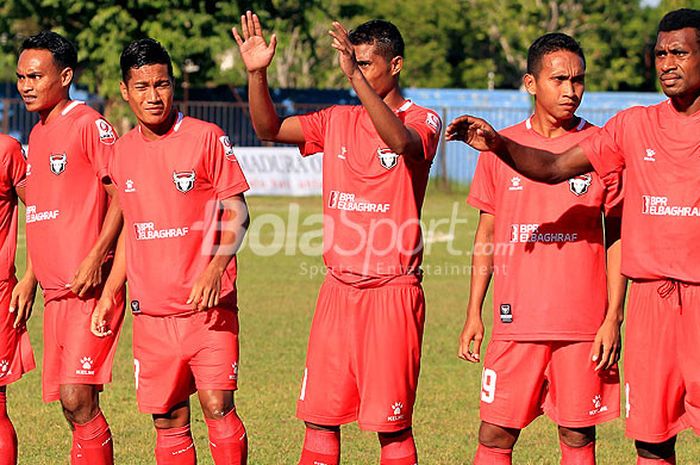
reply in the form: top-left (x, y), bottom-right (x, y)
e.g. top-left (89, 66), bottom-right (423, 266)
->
top-left (72, 410), bottom-right (113, 465)
top-left (378, 429), bottom-right (418, 465)
top-left (205, 407), bottom-right (248, 465)
top-left (0, 392), bottom-right (18, 465)
top-left (560, 441), bottom-right (595, 465)
top-left (474, 444), bottom-right (513, 465)
top-left (299, 426), bottom-right (340, 465)
top-left (636, 457), bottom-right (676, 465)
top-left (155, 424), bottom-right (197, 465)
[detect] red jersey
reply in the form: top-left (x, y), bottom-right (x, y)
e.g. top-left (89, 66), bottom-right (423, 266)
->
top-left (580, 100), bottom-right (700, 283)
top-left (297, 100), bottom-right (441, 287)
top-left (109, 113), bottom-right (249, 317)
top-left (0, 135), bottom-right (26, 283)
top-left (468, 118), bottom-right (622, 341)
top-left (25, 101), bottom-right (117, 301)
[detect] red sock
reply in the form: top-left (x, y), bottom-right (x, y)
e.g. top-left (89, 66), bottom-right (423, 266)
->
top-left (72, 410), bottom-right (113, 465)
top-left (0, 393), bottom-right (17, 465)
top-left (379, 430), bottom-right (418, 465)
top-left (205, 408), bottom-right (248, 465)
top-left (560, 441), bottom-right (595, 465)
top-left (474, 444), bottom-right (512, 465)
top-left (299, 427), bottom-right (340, 465)
top-left (155, 425), bottom-right (197, 465)
top-left (637, 457), bottom-right (676, 465)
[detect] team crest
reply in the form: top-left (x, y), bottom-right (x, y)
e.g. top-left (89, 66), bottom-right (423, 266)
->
top-left (377, 148), bottom-right (400, 170)
top-left (95, 119), bottom-right (116, 145)
top-left (568, 174), bottom-right (592, 196)
top-left (172, 170), bottom-right (196, 193)
top-left (49, 153), bottom-right (67, 175)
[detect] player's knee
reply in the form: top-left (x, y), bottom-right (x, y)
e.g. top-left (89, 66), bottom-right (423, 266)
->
top-left (635, 437), bottom-right (676, 459)
top-left (199, 393), bottom-right (235, 420)
top-left (478, 422), bottom-right (519, 449)
top-left (305, 422), bottom-right (340, 433)
top-left (59, 385), bottom-right (98, 424)
top-left (153, 401), bottom-right (191, 429)
top-left (558, 425), bottom-right (595, 447)
top-left (377, 427), bottom-right (412, 441)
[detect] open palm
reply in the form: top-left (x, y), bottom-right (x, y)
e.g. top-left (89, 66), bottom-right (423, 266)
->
top-left (232, 11), bottom-right (277, 72)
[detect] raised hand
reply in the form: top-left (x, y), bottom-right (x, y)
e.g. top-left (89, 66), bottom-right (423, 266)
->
top-left (328, 21), bottom-right (359, 78)
top-left (232, 10), bottom-right (277, 72)
top-left (445, 115), bottom-right (501, 152)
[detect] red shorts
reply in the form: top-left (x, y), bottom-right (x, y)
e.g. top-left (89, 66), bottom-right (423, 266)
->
top-left (624, 280), bottom-right (700, 442)
top-left (296, 276), bottom-right (425, 432)
top-left (0, 280), bottom-right (35, 387)
top-left (480, 340), bottom-right (620, 429)
top-left (42, 290), bottom-right (125, 402)
top-left (133, 306), bottom-right (240, 414)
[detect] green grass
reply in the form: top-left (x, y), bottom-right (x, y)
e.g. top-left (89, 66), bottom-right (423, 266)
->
top-left (9, 191), bottom-right (700, 464)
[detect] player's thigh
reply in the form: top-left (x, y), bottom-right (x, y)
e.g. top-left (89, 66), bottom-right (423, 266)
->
top-left (0, 281), bottom-right (34, 386)
top-left (679, 284), bottom-right (700, 435)
top-left (187, 306), bottom-right (240, 391)
top-left (479, 340), bottom-right (549, 429)
top-left (546, 341), bottom-right (619, 427)
top-left (355, 284), bottom-right (425, 432)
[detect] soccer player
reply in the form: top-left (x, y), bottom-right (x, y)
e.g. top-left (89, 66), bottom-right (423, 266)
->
top-left (90, 38), bottom-right (250, 465)
top-left (16, 31), bottom-right (125, 464)
top-left (447, 9), bottom-right (700, 465)
top-left (457, 33), bottom-right (626, 465)
top-left (0, 134), bottom-right (37, 465)
top-left (233, 11), bottom-right (441, 465)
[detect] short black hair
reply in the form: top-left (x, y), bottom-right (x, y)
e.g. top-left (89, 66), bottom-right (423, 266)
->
top-left (348, 20), bottom-right (404, 61)
top-left (20, 31), bottom-right (78, 71)
top-left (658, 8), bottom-right (700, 45)
top-left (120, 38), bottom-right (173, 82)
top-left (527, 33), bottom-right (586, 76)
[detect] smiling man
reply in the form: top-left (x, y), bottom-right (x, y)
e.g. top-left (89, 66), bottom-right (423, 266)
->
top-left (447, 9), bottom-right (700, 465)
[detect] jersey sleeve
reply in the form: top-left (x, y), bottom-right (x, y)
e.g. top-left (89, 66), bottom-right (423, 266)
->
top-left (296, 107), bottom-right (333, 157)
top-left (467, 151), bottom-right (497, 214)
top-left (578, 112), bottom-right (626, 187)
top-left (82, 115), bottom-right (118, 181)
top-left (0, 136), bottom-right (27, 190)
top-left (403, 107), bottom-right (442, 161)
top-left (203, 127), bottom-right (250, 199)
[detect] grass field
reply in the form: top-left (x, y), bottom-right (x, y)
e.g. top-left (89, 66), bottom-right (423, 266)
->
top-left (8, 190), bottom-right (700, 464)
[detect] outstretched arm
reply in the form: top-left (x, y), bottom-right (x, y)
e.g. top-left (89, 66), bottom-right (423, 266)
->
top-left (445, 115), bottom-right (592, 183)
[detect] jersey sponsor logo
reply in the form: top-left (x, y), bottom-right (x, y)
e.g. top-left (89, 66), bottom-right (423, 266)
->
top-left (172, 170), bottom-right (196, 193)
top-left (588, 394), bottom-right (609, 416)
top-left (0, 359), bottom-right (9, 378)
top-left (95, 119), bottom-right (116, 145)
top-left (425, 112), bottom-right (441, 133)
top-left (568, 174), bottom-right (592, 196)
top-left (508, 176), bottom-right (523, 191)
top-left (328, 190), bottom-right (391, 213)
top-left (133, 222), bottom-right (190, 241)
top-left (377, 147), bottom-right (400, 169)
top-left (642, 195), bottom-right (700, 217)
top-left (499, 304), bottom-right (512, 323)
top-left (124, 179), bottom-right (136, 193)
top-left (130, 300), bottom-right (141, 314)
top-left (510, 223), bottom-right (578, 243)
top-left (219, 135), bottom-right (237, 161)
top-left (76, 356), bottom-right (95, 376)
top-left (25, 205), bottom-right (60, 223)
top-left (49, 152), bottom-right (67, 175)
top-left (387, 401), bottom-right (405, 422)
top-left (644, 148), bottom-right (656, 162)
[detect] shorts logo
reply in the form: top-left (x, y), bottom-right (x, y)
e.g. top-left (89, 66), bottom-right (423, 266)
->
top-left (229, 362), bottom-right (238, 381)
top-left (49, 153), bottom-right (67, 175)
top-left (588, 394), bottom-right (609, 416)
top-left (499, 304), bottom-right (512, 323)
top-left (387, 402), bottom-right (405, 422)
top-left (130, 300), bottom-right (141, 314)
top-left (76, 357), bottom-right (95, 376)
top-left (508, 176), bottom-right (523, 191)
top-left (219, 135), bottom-right (238, 161)
top-left (377, 147), bottom-right (400, 170)
top-left (95, 119), bottom-right (116, 145)
top-left (172, 170), bottom-right (196, 193)
top-left (568, 174), bottom-right (592, 196)
top-left (0, 360), bottom-right (9, 378)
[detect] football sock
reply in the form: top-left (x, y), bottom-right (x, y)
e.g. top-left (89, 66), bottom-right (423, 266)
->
top-left (0, 393), bottom-right (17, 465)
top-left (636, 457), bottom-right (676, 465)
top-left (72, 410), bottom-right (113, 465)
top-left (155, 424), bottom-right (197, 465)
top-left (560, 441), bottom-right (595, 465)
top-left (379, 429), bottom-right (418, 465)
top-left (299, 427), bottom-right (340, 465)
top-left (474, 444), bottom-right (513, 465)
top-left (205, 408), bottom-right (248, 465)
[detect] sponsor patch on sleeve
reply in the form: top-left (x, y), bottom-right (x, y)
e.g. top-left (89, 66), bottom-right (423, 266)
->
top-left (219, 135), bottom-right (238, 161)
top-left (95, 119), bottom-right (116, 145)
top-left (425, 112), bottom-right (441, 134)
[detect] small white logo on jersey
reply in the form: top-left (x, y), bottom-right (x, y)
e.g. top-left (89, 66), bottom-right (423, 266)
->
top-left (49, 153), bottom-right (67, 175)
top-left (425, 112), bottom-right (441, 133)
top-left (95, 119), bottom-right (116, 145)
top-left (26, 163), bottom-right (32, 177)
top-left (76, 357), bottom-right (95, 375)
top-left (644, 148), bottom-right (656, 162)
top-left (568, 174), bottom-right (592, 196)
top-left (173, 170), bottom-right (196, 193)
top-left (124, 179), bottom-right (136, 193)
top-left (219, 136), bottom-right (237, 161)
top-left (337, 146), bottom-right (347, 160)
top-left (387, 402), bottom-right (405, 422)
top-left (377, 147), bottom-right (400, 169)
top-left (508, 176), bottom-right (523, 191)
top-left (588, 394), bottom-right (609, 416)
top-left (0, 360), bottom-right (9, 378)
top-left (229, 362), bottom-right (239, 381)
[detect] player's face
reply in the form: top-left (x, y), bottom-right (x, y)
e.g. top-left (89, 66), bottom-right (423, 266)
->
top-left (655, 28), bottom-right (700, 99)
top-left (120, 63), bottom-right (174, 129)
top-left (16, 49), bottom-right (72, 115)
top-left (353, 43), bottom-right (401, 98)
top-left (525, 50), bottom-right (585, 122)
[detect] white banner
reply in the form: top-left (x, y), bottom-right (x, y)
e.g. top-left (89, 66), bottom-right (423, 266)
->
top-left (234, 147), bottom-right (323, 196)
